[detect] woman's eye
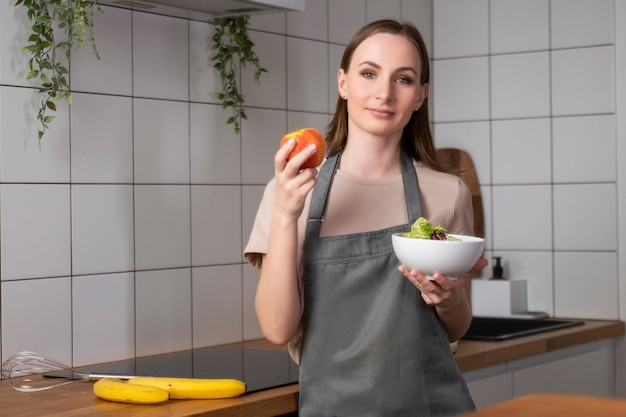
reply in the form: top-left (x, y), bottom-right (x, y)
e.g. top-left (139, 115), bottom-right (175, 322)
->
top-left (396, 76), bottom-right (413, 84)
top-left (362, 71), bottom-right (375, 79)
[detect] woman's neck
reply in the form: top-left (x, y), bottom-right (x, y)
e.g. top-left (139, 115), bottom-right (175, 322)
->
top-left (339, 141), bottom-right (402, 179)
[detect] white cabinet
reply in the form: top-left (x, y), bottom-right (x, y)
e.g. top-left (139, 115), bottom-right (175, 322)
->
top-left (513, 348), bottom-right (612, 397)
top-left (464, 339), bottom-right (616, 409)
top-left (467, 370), bottom-right (513, 409)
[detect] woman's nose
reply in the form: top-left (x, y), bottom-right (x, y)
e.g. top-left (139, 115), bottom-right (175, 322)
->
top-left (376, 81), bottom-right (393, 101)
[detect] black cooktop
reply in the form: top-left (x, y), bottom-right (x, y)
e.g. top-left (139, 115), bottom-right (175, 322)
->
top-left (76, 346), bottom-right (299, 393)
top-left (462, 317), bottom-right (585, 341)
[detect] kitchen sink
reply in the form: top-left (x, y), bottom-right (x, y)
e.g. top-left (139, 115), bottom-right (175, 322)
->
top-left (462, 317), bottom-right (584, 341)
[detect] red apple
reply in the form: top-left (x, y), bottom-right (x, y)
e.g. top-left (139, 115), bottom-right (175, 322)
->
top-left (280, 127), bottom-right (326, 169)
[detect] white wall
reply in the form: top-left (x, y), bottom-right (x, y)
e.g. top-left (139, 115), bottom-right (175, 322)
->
top-left (433, 0), bottom-right (621, 320)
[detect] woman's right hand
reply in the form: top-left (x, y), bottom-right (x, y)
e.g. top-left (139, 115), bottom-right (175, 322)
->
top-left (273, 138), bottom-right (321, 220)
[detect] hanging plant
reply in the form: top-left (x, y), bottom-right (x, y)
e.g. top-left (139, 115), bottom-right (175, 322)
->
top-left (16, 0), bottom-right (100, 143)
top-left (211, 16), bottom-right (267, 135)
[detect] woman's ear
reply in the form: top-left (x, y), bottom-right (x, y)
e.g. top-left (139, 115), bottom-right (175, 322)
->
top-left (337, 68), bottom-right (347, 99)
top-left (416, 83), bottom-right (429, 109)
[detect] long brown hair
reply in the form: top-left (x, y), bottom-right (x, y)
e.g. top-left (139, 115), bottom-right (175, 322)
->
top-left (326, 19), bottom-right (444, 172)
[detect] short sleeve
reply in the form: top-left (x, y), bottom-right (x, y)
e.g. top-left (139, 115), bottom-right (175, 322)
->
top-left (243, 179), bottom-right (277, 268)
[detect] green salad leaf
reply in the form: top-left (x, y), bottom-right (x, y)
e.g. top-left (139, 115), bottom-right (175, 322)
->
top-left (403, 217), bottom-right (456, 240)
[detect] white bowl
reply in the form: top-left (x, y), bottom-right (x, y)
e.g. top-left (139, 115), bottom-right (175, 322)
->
top-left (391, 233), bottom-right (485, 280)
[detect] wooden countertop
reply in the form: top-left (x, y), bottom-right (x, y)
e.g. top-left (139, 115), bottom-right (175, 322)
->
top-left (0, 319), bottom-right (623, 417)
top-left (458, 393), bottom-right (626, 417)
top-left (454, 318), bottom-right (625, 372)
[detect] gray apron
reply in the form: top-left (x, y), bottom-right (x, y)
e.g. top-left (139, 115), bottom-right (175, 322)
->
top-left (299, 151), bottom-right (475, 417)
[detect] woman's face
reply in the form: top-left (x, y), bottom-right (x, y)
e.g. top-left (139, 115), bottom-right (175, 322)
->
top-left (338, 32), bottom-right (428, 141)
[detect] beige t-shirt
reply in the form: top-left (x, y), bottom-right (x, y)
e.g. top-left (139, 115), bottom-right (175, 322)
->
top-left (244, 159), bottom-right (474, 362)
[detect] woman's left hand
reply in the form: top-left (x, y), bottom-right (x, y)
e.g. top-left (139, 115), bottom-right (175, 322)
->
top-left (398, 257), bottom-right (488, 309)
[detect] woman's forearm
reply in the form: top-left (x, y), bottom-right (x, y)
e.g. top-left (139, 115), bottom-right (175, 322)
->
top-left (255, 214), bottom-right (303, 346)
top-left (436, 288), bottom-right (472, 342)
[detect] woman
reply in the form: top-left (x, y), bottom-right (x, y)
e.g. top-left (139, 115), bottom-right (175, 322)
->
top-left (245, 19), bottom-right (488, 416)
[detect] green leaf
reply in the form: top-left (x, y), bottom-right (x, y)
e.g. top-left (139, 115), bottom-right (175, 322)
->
top-left (211, 15), bottom-right (265, 135)
top-left (16, 0), bottom-right (102, 142)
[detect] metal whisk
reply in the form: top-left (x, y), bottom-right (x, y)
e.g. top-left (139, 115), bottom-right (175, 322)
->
top-left (1, 351), bottom-right (140, 392)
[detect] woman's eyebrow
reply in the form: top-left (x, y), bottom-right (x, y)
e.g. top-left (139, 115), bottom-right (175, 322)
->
top-left (358, 60), bottom-right (382, 69)
top-left (358, 61), bottom-right (417, 74)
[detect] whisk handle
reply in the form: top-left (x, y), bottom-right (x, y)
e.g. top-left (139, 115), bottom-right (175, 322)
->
top-left (87, 374), bottom-right (145, 381)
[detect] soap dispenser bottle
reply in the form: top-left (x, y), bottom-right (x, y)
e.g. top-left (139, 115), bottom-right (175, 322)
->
top-left (491, 256), bottom-right (504, 280)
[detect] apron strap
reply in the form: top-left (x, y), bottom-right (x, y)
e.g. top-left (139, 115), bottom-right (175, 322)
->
top-left (305, 151), bottom-right (340, 239)
top-left (401, 152), bottom-right (423, 223)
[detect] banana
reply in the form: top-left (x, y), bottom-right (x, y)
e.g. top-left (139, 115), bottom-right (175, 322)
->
top-left (93, 378), bottom-right (170, 405)
top-left (128, 377), bottom-right (247, 399)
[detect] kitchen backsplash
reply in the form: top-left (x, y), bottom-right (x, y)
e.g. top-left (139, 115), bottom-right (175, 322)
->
top-left (0, 0), bottom-right (623, 369)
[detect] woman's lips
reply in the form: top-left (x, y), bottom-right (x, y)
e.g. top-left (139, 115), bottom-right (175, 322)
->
top-left (368, 108), bottom-right (395, 118)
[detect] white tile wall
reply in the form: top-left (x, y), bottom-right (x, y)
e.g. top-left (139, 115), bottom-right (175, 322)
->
top-left (72, 273), bottom-right (135, 366)
top-left (552, 115), bottom-right (616, 183)
top-left (191, 186), bottom-right (242, 266)
top-left (0, 87), bottom-right (70, 182)
top-left (1, 277), bottom-right (72, 364)
top-left (551, 46), bottom-right (615, 116)
top-left (329, 0), bottom-right (366, 45)
top-left (136, 268), bottom-right (192, 356)
top-left (433, 57), bottom-right (490, 122)
top-left (1, 0), bottom-right (623, 370)
top-left (433, 0), bottom-right (489, 58)
top-left (434, 0), bottom-right (621, 323)
top-left (287, 37), bottom-right (329, 113)
top-left (70, 6), bottom-right (133, 96)
top-left (554, 252), bottom-right (618, 319)
top-left (133, 99), bottom-right (190, 183)
top-left (553, 184), bottom-right (617, 251)
top-left (287, 0), bottom-right (328, 41)
top-left (134, 185), bottom-right (191, 270)
top-left (490, 0), bottom-right (550, 54)
top-left (190, 103), bottom-right (241, 184)
top-left (241, 31), bottom-right (287, 110)
top-left (551, 0), bottom-right (615, 48)
top-left (71, 185), bottom-right (134, 275)
top-left (491, 119), bottom-right (551, 184)
top-left (189, 20), bottom-right (219, 105)
top-left (490, 52), bottom-right (551, 119)
top-left (192, 265), bottom-right (243, 348)
top-left (1, 185), bottom-right (71, 280)
top-left (132, 12), bottom-right (189, 101)
top-left (492, 185), bottom-right (553, 251)
top-left (70, 93), bottom-right (134, 183)
top-left (367, 0), bottom-right (401, 21)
